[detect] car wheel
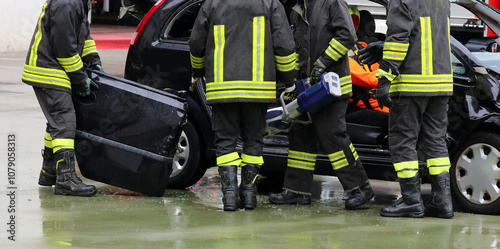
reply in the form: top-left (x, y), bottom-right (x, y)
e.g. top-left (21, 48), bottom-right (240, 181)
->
top-left (167, 120), bottom-right (207, 189)
top-left (450, 130), bottom-right (500, 214)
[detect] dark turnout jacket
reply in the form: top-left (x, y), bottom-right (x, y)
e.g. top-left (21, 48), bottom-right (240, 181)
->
top-left (376, 0), bottom-right (453, 97)
top-left (189, 0), bottom-right (297, 104)
top-left (22, 0), bottom-right (101, 92)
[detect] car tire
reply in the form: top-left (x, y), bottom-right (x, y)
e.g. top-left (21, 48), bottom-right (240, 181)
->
top-left (167, 120), bottom-right (207, 189)
top-left (450, 130), bottom-right (500, 215)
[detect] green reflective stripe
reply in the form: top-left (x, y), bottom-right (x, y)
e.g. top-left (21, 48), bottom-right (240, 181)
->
top-left (275, 52), bottom-right (296, 72)
top-left (82, 40), bottom-right (98, 57)
top-left (253, 16), bottom-right (265, 82)
top-left (190, 53), bottom-right (205, 69)
top-left (22, 64), bottom-right (71, 89)
top-left (52, 139), bottom-right (74, 153)
top-left (287, 150), bottom-right (317, 171)
top-left (328, 150), bottom-right (348, 170)
top-left (44, 132), bottom-right (53, 148)
top-left (349, 143), bottom-right (359, 161)
top-left (339, 76), bottom-right (352, 95)
top-left (57, 54), bottom-right (83, 73)
top-left (376, 68), bottom-right (396, 81)
top-left (241, 154), bottom-right (264, 166)
top-left (217, 152), bottom-right (241, 166)
top-left (325, 38), bottom-right (348, 62)
top-left (421, 17), bottom-right (433, 75)
top-left (214, 25), bottom-right (225, 82)
top-left (427, 157), bottom-right (451, 175)
top-left (29, 3), bottom-right (47, 66)
top-left (394, 160), bottom-right (418, 178)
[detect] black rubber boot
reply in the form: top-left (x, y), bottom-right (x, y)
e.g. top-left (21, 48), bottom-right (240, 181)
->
top-left (345, 183), bottom-right (374, 210)
top-left (380, 174), bottom-right (424, 218)
top-left (269, 190), bottom-right (311, 205)
top-left (239, 164), bottom-right (260, 209)
top-left (38, 147), bottom-right (56, 186)
top-left (425, 172), bottom-right (454, 218)
top-left (218, 166), bottom-right (240, 211)
top-left (54, 150), bottom-right (97, 197)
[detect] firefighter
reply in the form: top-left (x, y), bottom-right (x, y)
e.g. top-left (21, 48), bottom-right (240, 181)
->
top-left (189, 0), bottom-right (297, 211)
top-left (22, 0), bottom-right (102, 196)
top-left (268, 0), bottom-right (374, 210)
top-left (359, 0), bottom-right (454, 218)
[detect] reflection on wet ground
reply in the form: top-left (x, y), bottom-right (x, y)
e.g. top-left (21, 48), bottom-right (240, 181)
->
top-left (21, 169), bottom-right (499, 249)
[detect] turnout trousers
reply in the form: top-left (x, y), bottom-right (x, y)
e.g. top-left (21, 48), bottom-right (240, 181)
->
top-left (283, 98), bottom-right (370, 194)
top-left (388, 96), bottom-right (451, 178)
top-left (33, 87), bottom-right (76, 153)
top-left (211, 103), bottom-right (268, 167)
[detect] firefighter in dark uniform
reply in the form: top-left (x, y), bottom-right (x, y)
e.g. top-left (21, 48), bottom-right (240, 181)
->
top-left (268, 0), bottom-right (374, 210)
top-left (22, 0), bottom-right (102, 196)
top-left (189, 0), bottom-right (297, 211)
top-left (360, 0), bottom-right (454, 218)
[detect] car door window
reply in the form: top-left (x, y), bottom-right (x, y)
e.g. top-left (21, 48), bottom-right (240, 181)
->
top-left (160, 1), bottom-right (202, 42)
top-left (451, 52), bottom-right (472, 77)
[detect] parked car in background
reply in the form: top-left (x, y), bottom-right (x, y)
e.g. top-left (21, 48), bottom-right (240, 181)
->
top-left (124, 0), bottom-right (500, 215)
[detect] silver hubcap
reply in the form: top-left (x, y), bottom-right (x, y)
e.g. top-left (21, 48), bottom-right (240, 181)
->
top-left (171, 130), bottom-right (189, 178)
top-left (455, 143), bottom-right (500, 205)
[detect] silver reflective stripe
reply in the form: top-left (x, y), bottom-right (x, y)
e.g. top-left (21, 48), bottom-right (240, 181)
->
top-left (214, 25), bottom-right (225, 82)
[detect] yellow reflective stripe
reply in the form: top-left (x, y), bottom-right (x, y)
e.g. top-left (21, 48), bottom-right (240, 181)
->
top-left (383, 42), bottom-right (408, 61)
top-left (349, 143), bottom-right (359, 161)
top-left (339, 76), bottom-right (352, 95)
top-left (57, 54), bottom-right (83, 73)
top-left (392, 74), bottom-right (453, 83)
top-left (287, 150), bottom-right (317, 171)
top-left (217, 152), bottom-right (241, 166)
top-left (275, 52), bottom-right (296, 72)
top-left (394, 161), bottom-right (418, 178)
top-left (44, 132), bottom-right (53, 148)
top-left (294, 53), bottom-right (300, 70)
top-left (253, 16), bottom-right (265, 82)
top-left (52, 139), bottom-right (74, 153)
top-left (82, 40), bottom-right (98, 57)
top-left (207, 91), bottom-right (275, 100)
top-left (420, 17), bottom-right (433, 75)
top-left (375, 68), bottom-right (396, 81)
top-left (328, 150), bottom-right (348, 170)
top-left (29, 3), bottom-right (48, 66)
top-left (390, 74), bottom-right (453, 93)
top-left (206, 81), bottom-right (276, 100)
top-left (190, 53), bottom-right (205, 69)
top-left (22, 64), bottom-right (71, 89)
top-left (325, 38), bottom-right (348, 61)
top-left (325, 46), bottom-right (342, 61)
top-left (241, 154), bottom-right (264, 166)
top-left (214, 25), bottom-right (225, 82)
top-left (427, 157), bottom-right (451, 175)
top-left (206, 81), bottom-right (275, 90)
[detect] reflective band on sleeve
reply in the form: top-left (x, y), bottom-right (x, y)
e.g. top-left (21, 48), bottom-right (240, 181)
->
top-left (217, 152), bottom-right (241, 167)
top-left (57, 54), bottom-right (84, 73)
top-left (275, 52), bottom-right (296, 72)
top-left (382, 42), bottom-right (409, 61)
top-left (427, 157), bottom-right (451, 175)
top-left (190, 53), bottom-right (205, 69)
top-left (287, 150), bottom-right (317, 171)
top-left (82, 40), bottom-right (99, 57)
top-left (339, 76), bottom-right (353, 96)
top-left (375, 68), bottom-right (396, 81)
top-left (325, 38), bottom-right (349, 62)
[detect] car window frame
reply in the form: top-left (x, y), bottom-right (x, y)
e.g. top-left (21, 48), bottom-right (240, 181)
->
top-left (159, 0), bottom-right (203, 44)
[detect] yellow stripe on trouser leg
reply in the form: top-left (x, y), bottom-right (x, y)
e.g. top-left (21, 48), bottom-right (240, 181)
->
top-left (51, 139), bottom-right (74, 153)
top-left (44, 132), bottom-right (53, 149)
top-left (394, 161), bottom-right (419, 178)
top-left (427, 157), bottom-right (451, 175)
top-left (217, 152), bottom-right (242, 167)
top-left (287, 150), bottom-right (316, 171)
top-left (240, 154), bottom-right (264, 167)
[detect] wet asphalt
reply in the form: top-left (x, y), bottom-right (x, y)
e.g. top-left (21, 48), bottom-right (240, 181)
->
top-left (1, 27), bottom-right (500, 248)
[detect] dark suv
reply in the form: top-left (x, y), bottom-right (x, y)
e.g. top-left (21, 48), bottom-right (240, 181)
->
top-left (124, 0), bottom-right (500, 214)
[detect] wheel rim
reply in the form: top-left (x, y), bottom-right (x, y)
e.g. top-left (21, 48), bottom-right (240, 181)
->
top-left (171, 130), bottom-right (190, 178)
top-left (455, 143), bottom-right (500, 205)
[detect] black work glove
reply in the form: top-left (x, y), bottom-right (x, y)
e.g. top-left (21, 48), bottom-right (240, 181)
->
top-left (309, 67), bottom-right (325, 84)
top-left (358, 41), bottom-right (384, 65)
top-left (375, 77), bottom-right (393, 109)
top-left (73, 77), bottom-right (98, 97)
top-left (283, 83), bottom-right (299, 103)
